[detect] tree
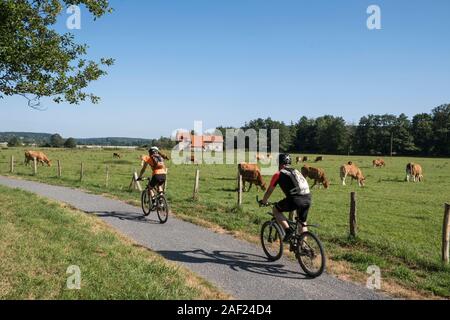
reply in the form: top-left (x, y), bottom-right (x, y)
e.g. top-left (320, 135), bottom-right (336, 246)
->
top-left (314, 116), bottom-right (348, 154)
top-left (294, 117), bottom-right (316, 153)
top-left (431, 104), bottom-right (450, 156)
top-left (50, 134), bottom-right (64, 148)
top-left (64, 137), bottom-right (77, 148)
top-left (0, 0), bottom-right (114, 107)
top-left (7, 136), bottom-right (21, 147)
top-left (392, 113), bottom-right (417, 155)
top-left (412, 113), bottom-right (433, 155)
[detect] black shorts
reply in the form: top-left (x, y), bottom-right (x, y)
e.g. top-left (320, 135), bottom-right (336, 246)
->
top-left (149, 174), bottom-right (166, 188)
top-left (275, 194), bottom-right (312, 222)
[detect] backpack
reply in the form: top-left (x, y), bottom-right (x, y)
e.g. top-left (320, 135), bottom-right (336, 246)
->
top-left (280, 168), bottom-right (310, 196)
top-left (151, 154), bottom-right (165, 170)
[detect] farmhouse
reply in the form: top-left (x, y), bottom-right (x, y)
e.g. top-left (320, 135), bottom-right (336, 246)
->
top-left (175, 131), bottom-right (223, 152)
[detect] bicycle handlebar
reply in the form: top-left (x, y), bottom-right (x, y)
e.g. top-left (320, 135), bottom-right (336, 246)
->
top-left (256, 196), bottom-right (276, 207)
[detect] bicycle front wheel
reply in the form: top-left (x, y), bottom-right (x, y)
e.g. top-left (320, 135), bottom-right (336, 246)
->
top-left (141, 189), bottom-right (152, 216)
top-left (296, 231), bottom-right (326, 278)
top-left (156, 195), bottom-right (169, 224)
top-left (260, 220), bottom-right (283, 261)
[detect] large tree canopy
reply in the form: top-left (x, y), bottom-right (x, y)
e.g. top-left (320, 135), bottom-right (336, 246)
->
top-left (0, 0), bottom-right (113, 107)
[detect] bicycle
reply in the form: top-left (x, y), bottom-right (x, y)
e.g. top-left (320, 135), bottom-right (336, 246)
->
top-left (138, 177), bottom-right (169, 224)
top-left (257, 197), bottom-right (326, 278)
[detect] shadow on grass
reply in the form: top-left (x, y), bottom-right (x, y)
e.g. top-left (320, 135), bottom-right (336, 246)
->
top-left (103, 160), bottom-right (134, 165)
top-left (221, 187), bottom-right (239, 192)
top-left (215, 177), bottom-right (237, 181)
top-left (378, 177), bottom-right (406, 183)
top-left (154, 248), bottom-right (311, 280)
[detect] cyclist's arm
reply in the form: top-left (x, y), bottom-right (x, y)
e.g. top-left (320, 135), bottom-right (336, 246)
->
top-left (138, 162), bottom-right (148, 180)
top-left (262, 172), bottom-right (280, 204)
top-left (262, 185), bottom-right (275, 204)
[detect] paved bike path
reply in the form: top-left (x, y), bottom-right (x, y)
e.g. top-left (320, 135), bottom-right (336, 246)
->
top-left (0, 176), bottom-right (386, 300)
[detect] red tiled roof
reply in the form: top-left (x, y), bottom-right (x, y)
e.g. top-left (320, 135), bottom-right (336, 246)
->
top-left (175, 131), bottom-right (223, 147)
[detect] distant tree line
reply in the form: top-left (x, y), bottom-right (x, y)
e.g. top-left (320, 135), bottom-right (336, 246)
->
top-left (141, 137), bottom-right (177, 150)
top-left (218, 104), bottom-right (450, 156)
top-left (6, 134), bottom-right (78, 149)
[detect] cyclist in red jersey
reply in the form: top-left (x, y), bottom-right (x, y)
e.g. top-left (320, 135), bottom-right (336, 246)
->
top-left (260, 154), bottom-right (311, 242)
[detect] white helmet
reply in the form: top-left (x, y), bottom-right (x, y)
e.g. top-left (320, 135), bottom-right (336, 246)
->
top-left (149, 146), bottom-right (159, 154)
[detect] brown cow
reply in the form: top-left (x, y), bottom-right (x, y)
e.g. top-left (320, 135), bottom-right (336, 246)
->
top-left (406, 163), bottom-right (423, 182)
top-left (373, 159), bottom-right (385, 168)
top-left (302, 156), bottom-right (308, 162)
top-left (24, 151), bottom-right (52, 167)
top-left (113, 153), bottom-right (121, 159)
top-left (314, 156), bottom-right (323, 163)
top-left (295, 156), bottom-right (302, 164)
top-left (301, 165), bottom-right (329, 189)
top-left (340, 161), bottom-right (365, 187)
top-left (238, 163), bottom-right (267, 192)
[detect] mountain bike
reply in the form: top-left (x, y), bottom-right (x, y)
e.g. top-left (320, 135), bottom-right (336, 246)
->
top-left (257, 197), bottom-right (326, 278)
top-left (139, 177), bottom-right (169, 224)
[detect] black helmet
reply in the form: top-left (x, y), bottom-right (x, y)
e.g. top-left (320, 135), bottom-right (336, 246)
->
top-left (279, 153), bottom-right (292, 166)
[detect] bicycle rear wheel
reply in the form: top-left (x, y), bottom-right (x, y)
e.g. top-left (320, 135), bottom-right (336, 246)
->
top-left (295, 231), bottom-right (326, 278)
top-left (260, 220), bottom-right (283, 261)
top-left (156, 195), bottom-right (169, 224)
top-left (141, 189), bottom-right (152, 216)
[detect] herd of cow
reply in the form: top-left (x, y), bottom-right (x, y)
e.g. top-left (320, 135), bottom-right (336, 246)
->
top-left (21, 150), bottom-right (424, 192)
top-left (237, 156), bottom-right (425, 192)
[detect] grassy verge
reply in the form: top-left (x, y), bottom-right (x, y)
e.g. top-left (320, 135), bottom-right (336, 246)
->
top-left (1, 147), bottom-right (449, 298)
top-left (0, 185), bottom-right (228, 300)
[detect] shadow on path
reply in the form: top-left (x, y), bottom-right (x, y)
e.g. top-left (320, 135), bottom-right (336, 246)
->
top-left (155, 248), bottom-right (311, 280)
top-left (88, 211), bottom-right (161, 224)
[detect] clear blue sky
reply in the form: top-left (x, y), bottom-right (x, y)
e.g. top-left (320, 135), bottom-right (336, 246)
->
top-left (1, 0), bottom-right (450, 138)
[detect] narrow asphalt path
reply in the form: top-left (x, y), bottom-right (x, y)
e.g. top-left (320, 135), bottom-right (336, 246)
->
top-left (0, 176), bottom-right (386, 300)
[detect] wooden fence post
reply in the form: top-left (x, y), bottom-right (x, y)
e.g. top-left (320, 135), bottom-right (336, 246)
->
top-left (33, 157), bottom-right (37, 175)
top-left (57, 160), bottom-right (62, 178)
top-left (349, 192), bottom-right (357, 238)
top-left (193, 169), bottom-right (200, 200)
top-left (164, 168), bottom-right (168, 192)
top-left (443, 203), bottom-right (450, 264)
top-left (105, 165), bottom-right (110, 187)
top-left (237, 174), bottom-right (243, 207)
top-left (10, 156), bottom-right (14, 173)
top-left (80, 162), bottom-right (84, 181)
top-left (129, 172), bottom-right (142, 192)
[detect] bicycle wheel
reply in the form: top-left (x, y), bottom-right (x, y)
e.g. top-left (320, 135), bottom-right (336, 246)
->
top-left (296, 231), bottom-right (326, 278)
top-left (260, 220), bottom-right (283, 261)
top-left (141, 189), bottom-right (152, 216)
top-left (156, 195), bottom-right (169, 224)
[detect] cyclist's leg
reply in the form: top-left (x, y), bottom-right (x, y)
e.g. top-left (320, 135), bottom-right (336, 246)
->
top-left (154, 174), bottom-right (166, 194)
top-left (293, 194), bottom-right (312, 233)
top-left (149, 176), bottom-right (159, 200)
top-left (274, 198), bottom-right (297, 241)
top-left (273, 205), bottom-right (289, 230)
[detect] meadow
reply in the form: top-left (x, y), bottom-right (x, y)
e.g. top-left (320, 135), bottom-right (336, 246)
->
top-left (0, 184), bottom-right (226, 299)
top-left (0, 147), bottom-right (449, 298)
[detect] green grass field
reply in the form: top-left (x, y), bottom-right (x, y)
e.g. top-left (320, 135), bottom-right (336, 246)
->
top-left (1, 147), bottom-right (449, 298)
top-left (0, 184), bottom-right (227, 299)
